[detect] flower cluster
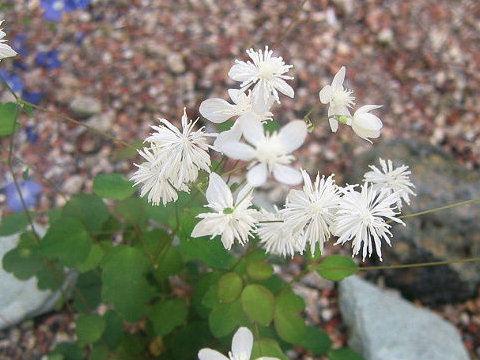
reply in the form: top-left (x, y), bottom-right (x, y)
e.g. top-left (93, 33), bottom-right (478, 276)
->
top-left (130, 109), bottom-right (214, 206)
top-left (40, 0), bottom-right (92, 22)
top-left (0, 20), bottom-right (17, 62)
top-left (320, 66), bottom-right (383, 143)
top-left (132, 46), bottom-right (416, 261)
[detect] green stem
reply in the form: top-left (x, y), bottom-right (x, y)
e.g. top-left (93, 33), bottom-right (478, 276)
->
top-left (398, 198), bottom-right (480, 220)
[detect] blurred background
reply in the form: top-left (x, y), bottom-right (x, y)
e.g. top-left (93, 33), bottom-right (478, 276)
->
top-left (0, 0), bottom-right (479, 359)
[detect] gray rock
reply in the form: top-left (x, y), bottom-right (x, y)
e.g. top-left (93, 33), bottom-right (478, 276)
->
top-left (339, 276), bottom-right (470, 360)
top-left (0, 226), bottom-right (73, 330)
top-left (349, 138), bottom-right (480, 304)
top-left (69, 96), bottom-right (102, 118)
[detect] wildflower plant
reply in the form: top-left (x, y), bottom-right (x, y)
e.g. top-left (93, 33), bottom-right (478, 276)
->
top-left (2, 16), bottom-right (479, 360)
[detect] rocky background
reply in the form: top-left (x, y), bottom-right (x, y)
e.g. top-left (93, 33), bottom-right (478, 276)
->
top-left (0, 0), bottom-right (479, 359)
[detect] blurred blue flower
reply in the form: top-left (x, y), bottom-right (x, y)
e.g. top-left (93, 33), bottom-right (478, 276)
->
top-left (40, 0), bottom-right (91, 21)
top-left (12, 34), bottom-right (28, 57)
top-left (4, 179), bottom-right (42, 212)
top-left (0, 69), bottom-right (25, 93)
top-left (75, 31), bottom-right (86, 46)
top-left (35, 50), bottom-right (62, 69)
top-left (22, 91), bottom-right (44, 105)
top-left (24, 125), bottom-right (39, 143)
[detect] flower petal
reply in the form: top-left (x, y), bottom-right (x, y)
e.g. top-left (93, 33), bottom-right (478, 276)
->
top-left (240, 114), bottom-right (265, 146)
top-left (271, 77), bottom-right (294, 98)
top-left (199, 98), bottom-right (234, 123)
top-left (247, 163), bottom-right (268, 187)
top-left (331, 66), bottom-right (346, 90)
top-left (228, 88), bottom-right (243, 104)
top-left (214, 122), bottom-right (243, 149)
top-left (319, 85), bottom-right (332, 104)
top-left (221, 141), bottom-right (256, 161)
top-left (231, 327), bottom-right (253, 360)
top-left (329, 118), bottom-right (339, 132)
top-left (278, 120), bottom-right (307, 153)
top-left (228, 62), bottom-right (257, 82)
top-left (198, 348), bottom-right (229, 360)
top-left (355, 104), bottom-right (382, 114)
top-left (206, 173), bottom-right (233, 209)
top-left (252, 81), bottom-right (272, 114)
top-left (273, 165), bottom-right (303, 185)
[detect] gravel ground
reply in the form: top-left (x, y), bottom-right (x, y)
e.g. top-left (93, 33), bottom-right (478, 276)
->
top-left (0, 0), bottom-right (479, 359)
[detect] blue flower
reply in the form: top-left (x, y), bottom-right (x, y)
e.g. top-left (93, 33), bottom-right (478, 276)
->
top-left (25, 125), bottom-right (39, 143)
top-left (4, 180), bottom-right (42, 212)
top-left (35, 50), bottom-right (62, 69)
top-left (12, 34), bottom-right (28, 57)
top-left (0, 69), bottom-right (25, 93)
top-left (40, 0), bottom-right (64, 22)
top-left (65, 0), bottom-right (91, 11)
top-left (22, 91), bottom-right (44, 105)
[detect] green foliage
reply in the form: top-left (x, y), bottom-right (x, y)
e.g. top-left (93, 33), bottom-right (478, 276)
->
top-left (0, 102), bottom-right (19, 136)
top-left (2, 232), bottom-right (43, 280)
top-left (252, 338), bottom-right (289, 360)
top-left (148, 298), bottom-right (188, 336)
top-left (101, 246), bottom-right (154, 321)
top-left (208, 299), bottom-right (246, 337)
top-left (73, 271), bottom-right (102, 313)
top-left (0, 211), bottom-right (34, 236)
top-left (93, 173), bottom-right (136, 200)
top-left (328, 348), bottom-right (366, 360)
top-left (274, 289), bottom-right (307, 344)
top-left (180, 235), bottom-right (234, 269)
top-left (241, 284), bottom-right (275, 326)
top-left (316, 254), bottom-right (358, 281)
top-left (63, 194), bottom-right (109, 233)
top-left (218, 272), bottom-right (243, 303)
top-left (300, 326), bottom-right (332, 354)
top-left (76, 314), bottom-right (105, 346)
top-left (246, 258), bottom-right (273, 280)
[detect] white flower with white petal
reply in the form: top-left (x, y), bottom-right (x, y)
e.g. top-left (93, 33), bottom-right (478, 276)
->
top-left (350, 105), bottom-right (383, 143)
top-left (333, 183), bottom-right (404, 261)
top-left (221, 120), bottom-right (307, 187)
top-left (146, 108), bottom-right (214, 188)
top-left (199, 89), bottom-right (273, 149)
top-left (319, 66), bottom-right (355, 132)
top-left (282, 171), bottom-right (340, 254)
top-left (198, 327), bottom-right (279, 360)
top-left (191, 173), bottom-right (257, 250)
top-left (0, 20), bottom-right (17, 61)
top-left (256, 208), bottom-right (300, 258)
top-left (130, 147), bottom-right (182, 206)
top-left (363, 158), bottom-right (416, 210)
top-left (228, 46), bottom-right (294, 113)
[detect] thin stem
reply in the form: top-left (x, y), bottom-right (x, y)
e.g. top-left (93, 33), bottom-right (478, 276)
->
top-left (398, 198), bottom-right (480, 220)
top-left (17, 99), bottom-right (136, 150)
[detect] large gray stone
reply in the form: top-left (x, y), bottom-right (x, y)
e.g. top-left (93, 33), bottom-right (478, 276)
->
top-left (339, 276), bottom-right (470, 360)
top-left (349, 138), bottom-right (480, 304)
top-left (0, 226), bottom-right (72, 330)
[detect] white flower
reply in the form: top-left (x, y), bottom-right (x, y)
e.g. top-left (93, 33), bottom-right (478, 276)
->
top-left (256, 208), bottom-right (299, 258)
top-left (333, 183), bottom-right (404, 261)
top-left (191, 173), bottom-right (257, 250)
top-left (130, 147), bottom-right (183, 206)
top-left (221, 120), bottom-right (307, 187)
top-left (228, 46), bottom-right (294, 113)
top-left (282, 171), bottom-right (340, 254)
top-left (198, 327), bottom-right (279, 360)
top-left (319, 66), bottom-right (355, 132)
top-left (350, 105), bottom-right (383, 143)
top-left (145, 108), bottom-right (214, 188)
top-left (0, 20), bottom-right (17, 61)
top-left (199, 89), bottom-right (273, 149)
top-left (363, 158), bottom-right (416, 210)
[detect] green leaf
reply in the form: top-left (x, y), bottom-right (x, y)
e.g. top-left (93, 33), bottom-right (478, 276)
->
top-left (148, 298), bottom-right (188, 336)
top-left (192, 273), bottom-right (221, 317)
top-left (0, 211), bottom-right (34, 236)
top-left (102, 310), bottom-right (124, 348)
top-left (36, 261), bottom-right (64, 290)
top-left (50, 342), bottom-right (83, 360)
top-left (93, 173), bottom-right (136, 200)
top-left (246, 259), bottom-right (273, 281)
top-left (252, 338), bottom-right (288, 360)
top-left (0, 102), bottom-right (19, 136)
top-left (180, 236), bottom-right (233, 269)
top-left (209, 300), bottom-right (246, 338)
top-left (39, 217), bottom-right (92, 267)
top-left (218, 272), bottom-right (243, 303)
top-left (73, 271), bottom-right (101, 313)
top-left (76, 314), bottom-right (105, 346)
top-left (316, 255), bottom-right (358, 281)
top-left (2, 232), bottom-right (43, 280)
top-left (88, 344), bottom-right (109, 360)
top-left (166, 321), bottom-right (212, 360)
top-left (263, 120), bottom-right (281, 134)
top-left (300, 326), bottom-right (332, 354)
top-left (116, 198), bottom-right (148, 229)
top-left (101, 246), bottom-right (154, 321)
top-left (63, 194), bottom-right (109, 233)
top-left (76, 244), bottom-right (105, 273)
top-left (328, 348), bottom-right (365, 360)
top-left (274, 289), bottom-right (307, 344)
top-left (241, 284), bottom-right (275, 326)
